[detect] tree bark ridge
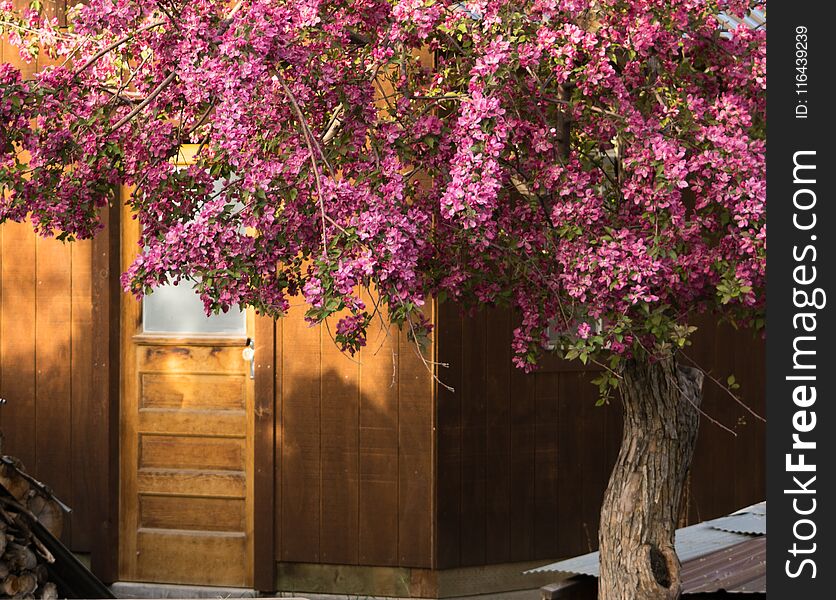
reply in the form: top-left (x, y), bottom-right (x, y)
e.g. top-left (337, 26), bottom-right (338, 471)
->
top-left (598, 355), bottom-right (703, 600)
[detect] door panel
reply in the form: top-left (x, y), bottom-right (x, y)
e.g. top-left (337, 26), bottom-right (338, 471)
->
top-left (121, 336), bottom-right (254, 587)
top-left (134, 530), bottom-right (248, 586)
top-left (119, 172), bottom-right (255, 587)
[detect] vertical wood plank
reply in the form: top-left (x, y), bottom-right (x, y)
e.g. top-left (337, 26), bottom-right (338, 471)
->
top-left (686, 313), bottom-right (726, 523)
top-left (274, 316), bottom-right (283, 565)
top-left (118, 192), bottom-right (141, 583)
top-left (35, 236), bottom-right (73, 544)
top-left (692, 318), bottom-right (711, 522)
top-left (37, 0), bottom-right (65, 68)
top-left (70, 240), bottom-right (94, 551)
top-left (90, 204), bottom-right (120, 582)
top-left (0, 222), bottom-right (37, 470)
top-left (319, 315), bottom-right (360, 565)
top-left (280, 303), bottom-right (321, 562)
top-left (254, 314), bottom-right (276, 590)
top-left (459, 310), bottom-right (486, 566)
top-left (397, 304), bottom-right (434, 568)
top-left (676, 315), bottom-right (765, 525)
top-left (708, 321), bottom-right (738, 518)
top-left (0, 224), bottom-right (2, 436)
top-left (556, 372), bottom-right (585, 558)
top-left (508, 311), bottom-right (536, 561)
top-left (434, 301), bottom-right (461, 568)
top-left (357, 292), bottom-right (399, 566)
top-left (484, 306), bottom-right (511, 563)
top-left (733, 327), bottom-right (766, 509)
top-left (10, 0), bottom-right (38, 80)
top-left (533, 372), bottom-right (559, 557)
top-left (603, 397), bottom-right (622, 525)
top-left (579, 388), bottom-right (608, 553)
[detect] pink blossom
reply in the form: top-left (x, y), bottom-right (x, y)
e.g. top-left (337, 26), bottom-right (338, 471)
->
top-left (0, 0), bottom-right (766, 366)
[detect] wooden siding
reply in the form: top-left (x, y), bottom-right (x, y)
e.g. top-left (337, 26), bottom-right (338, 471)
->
top-left (434, 303), bottom-right (765, 569)
top-left (275, 298), bottom-right (435, 569)
top-left (0, 222), bottom-right (96, 552)
top-left (0, 3), bottom-right (118, 559)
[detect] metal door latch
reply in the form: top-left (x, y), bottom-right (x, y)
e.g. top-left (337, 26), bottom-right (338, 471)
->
top-left (243, 338), bottom-right (255, 379)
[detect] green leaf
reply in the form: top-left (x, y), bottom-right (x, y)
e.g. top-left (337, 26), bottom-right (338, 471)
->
top-left (325, 297), bottom-right (341, 312)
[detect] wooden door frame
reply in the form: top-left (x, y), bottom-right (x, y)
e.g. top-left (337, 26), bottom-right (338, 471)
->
top-left (88, 191), bottom-right (276, 591)
top-left (253, 315), bottom-right (276, 591)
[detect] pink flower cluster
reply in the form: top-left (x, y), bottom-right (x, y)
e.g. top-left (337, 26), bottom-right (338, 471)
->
top-left (1, 0), bottom-right (766, 367)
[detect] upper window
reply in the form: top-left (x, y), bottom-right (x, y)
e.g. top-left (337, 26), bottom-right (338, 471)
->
top-left (142, 279), bottom-right (246, 335)
top-left (140, 145), bottom-right (246, 336)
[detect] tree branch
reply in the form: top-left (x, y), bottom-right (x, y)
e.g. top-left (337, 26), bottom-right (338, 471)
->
top-left (276, 75), bottom-right (330, 256)
top-left (73, 20), bottom-right (166, 78)
top-left (109, 71), bottom-right (175, 133)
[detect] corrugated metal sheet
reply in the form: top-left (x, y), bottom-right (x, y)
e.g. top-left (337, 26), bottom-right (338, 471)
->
top-left (525, 503), bottom-right (766, 577)
top-left (682, 537), bottom-right (766, 594)
top-left (717, 7), bottom-right (766, 31)
top-left (732, 575), bottom-right (766, 594)
top-left (525, 521), bottom-right (753, 576)
top-left (709, 503), bottom-right (766, 536)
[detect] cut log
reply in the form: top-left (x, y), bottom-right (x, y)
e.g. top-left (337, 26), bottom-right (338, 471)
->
top-left (9, 513), bottom-right (31, 542)
top-left (2, 571), bottom-right (37, 597)
top-left (10, 571), bottom-right (36, 596)
top-left (0, 464), bottom-right (28, 504)
top-left (18, 572), bottom-right (38, 595)
top-left (3, 544), bottom-right (38, 572)
top-left (0, 452), bottom-right (71, 600)
top-left (24, 497), bottom-right (61, 540)
top-left (1, 574), bottom-right (20, 597)
top-left (33, 566), bottom-right (47, 586)
top-left (0, 458), bottom-right (66, 541)
top-left (37, 582), bottom-right (58, 600)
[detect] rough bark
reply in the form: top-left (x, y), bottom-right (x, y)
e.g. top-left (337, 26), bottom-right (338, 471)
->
top-left (598, 354), bottom-right (703, 600)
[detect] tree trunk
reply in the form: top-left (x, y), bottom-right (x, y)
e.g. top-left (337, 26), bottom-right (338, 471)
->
top-left (598, 354), bottom-right (703, 600)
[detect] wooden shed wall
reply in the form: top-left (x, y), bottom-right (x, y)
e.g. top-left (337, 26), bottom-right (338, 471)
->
top-left (0, 221), bottom-right (97, 552)
top-left (434, 304), bottom-right (765, 570)
top-left (273, 298), bottom-right (435, 569)
top-left (1, 3), bottom-right (114, 564)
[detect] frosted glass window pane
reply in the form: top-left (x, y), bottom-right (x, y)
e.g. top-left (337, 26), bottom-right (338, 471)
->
top-left (143, 280), bottom-right (245, 335)
top-left (141, 172), bottom-right (246, 335)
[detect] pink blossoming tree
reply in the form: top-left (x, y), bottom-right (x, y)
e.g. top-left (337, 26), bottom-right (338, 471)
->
top-left (1, 1), bottom-right (765, 597)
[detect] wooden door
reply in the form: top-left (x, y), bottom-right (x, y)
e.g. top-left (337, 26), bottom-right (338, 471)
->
top-left (119, 156), bottom-right (255, 587)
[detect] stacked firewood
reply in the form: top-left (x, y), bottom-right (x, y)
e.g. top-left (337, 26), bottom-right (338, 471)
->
top-left (0, 434), bottom-right (64, 600)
